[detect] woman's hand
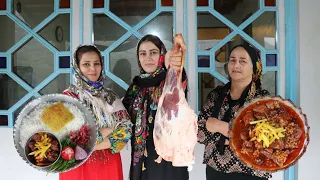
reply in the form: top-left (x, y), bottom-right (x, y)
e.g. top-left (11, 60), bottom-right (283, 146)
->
top-left (94, 127), bottom-right (113, 151)
top-left (99, 127), bottom-right (113, 139)
top-left (94, 138), bottom-right (111, 151)
top-left (206, 117), bottom-right (229, 137)
top-left (164, 49), bottom-right (183, 71)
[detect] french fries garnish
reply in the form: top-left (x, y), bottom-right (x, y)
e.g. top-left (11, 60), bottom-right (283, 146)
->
top-left (249, 119), bottom-right (286, 148)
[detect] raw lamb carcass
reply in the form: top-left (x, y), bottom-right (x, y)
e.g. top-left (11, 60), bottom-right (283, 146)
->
top-left (153, 34), bottom-right (198, 171)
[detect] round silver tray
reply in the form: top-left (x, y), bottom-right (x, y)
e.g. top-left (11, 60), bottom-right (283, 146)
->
top-left (13, 93), bottom-right (97, 173)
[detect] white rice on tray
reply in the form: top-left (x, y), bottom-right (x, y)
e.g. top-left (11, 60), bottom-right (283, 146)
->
top-left (19, 102), bottom-right (85, 149)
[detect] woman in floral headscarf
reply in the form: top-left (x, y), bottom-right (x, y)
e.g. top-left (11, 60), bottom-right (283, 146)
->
top-left (60, 45), bottom-right (132, 180)
top-left (197, 44), bottom-right (271, 180)
top-left (122, 34), bottom-right (189, 180)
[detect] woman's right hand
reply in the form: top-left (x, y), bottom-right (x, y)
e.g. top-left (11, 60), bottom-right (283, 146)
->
top-left (206, 117), bottom-right (229, 137)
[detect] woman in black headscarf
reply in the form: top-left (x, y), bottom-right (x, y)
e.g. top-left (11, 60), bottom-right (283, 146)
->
top-left (198, 44), bottom-right (271, 180)
top-left (122, 34), bottom-right (189, 180)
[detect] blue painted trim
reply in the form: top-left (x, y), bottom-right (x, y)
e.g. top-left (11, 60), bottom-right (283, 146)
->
top-left (210, 52), bottom-right (215, 70)
top-left (285, 0), bottom-right (298, 180)
top-left (8, 112), bottom-right (13, 128)
top-left (54, 52), bottom-right (59, 72)
top-left (6, 0), bottom-right (11, 12)
top-left (275, 10), bottom-right (280, 67)
top-left (264, 7), bottom-right (278, 11)
top-left (259, 0), bottom-right (264, 9)
top-left (91, 8), bottom-right (105, 13)
top-left (208, 31), bottom-right (237, 54)
top-left (7, 72), bottom-right (34, 93)
top-left (209, 0), bottom-right (213, 9)
top-left (6, 13), bottom-right (57, 53)
top-left (7, 92), bottom-right (34, 116)
top-left (183, 0), bottom-right (188, 70)
top-left (32, 12), bottom-right (57, 32)
top-left (54, 0), bottom-right (60, 12)
top-left (197, 51), bottom-right (211, 55)
top-left (197, 68), bottom-right (212, 73)
top-left (104, 53), bottom-right (110, 71)
top-left (58, 69), bottom-right (72, 73)
top-left (105, 71), bottom-right (129, 90)
top-left (5, 54), bottom-right (9, 71)
top-left (264, 67), bottom-right (280, 72)
top-left (238, 9), bottom-right (264, 30)
top-left (57, 51), bottom-right (72, 56)
top-left (104, 32), bottom-right (131, 53)
top-left (173, 11), bottom-right (176, 34)
top-left (6, 34), bottom-right (32, 54)
top-left (0, 69), bottom-right (6, 73)
top-left (0, 11), bottom-right (6, 15)
top-left (261, 51), bottom-right (267, 69)
top-left (211, 71), bottom-right (228, 84)
top-left (105, 11), bottom-right (132, 31)
top-left (57, 9), bottom-right (72, 13)
top-left (156, 0), bottom-right (161, 10)
top-left (105, 0), bottom-right (109, 10)
top-left (70, 0), bottom-right (73, 51)
top-left (133, 11), bottom-right (160, 31)
top-left (79, 0), bottom-right (83, 44)
top-left (0, 111), bottom-right (9, 114)
top-left (159, 7), bottom-right (175, 12)
top-left (195, 7), bottom-right (210, 12)
top-left (267, 50), bottom-right (279, 54)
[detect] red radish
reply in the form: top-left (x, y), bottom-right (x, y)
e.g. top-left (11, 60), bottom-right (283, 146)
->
top-left (61, 146), bottom-right (74, 160)
top-left (75, 146), bottom-right (88, 160)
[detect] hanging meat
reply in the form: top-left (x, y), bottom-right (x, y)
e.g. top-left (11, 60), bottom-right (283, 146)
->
top-left (153, 34), bottom-right (198, 171)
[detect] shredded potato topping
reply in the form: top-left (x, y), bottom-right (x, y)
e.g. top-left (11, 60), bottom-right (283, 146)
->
top-left (249, 119), bottom-right (286, 148)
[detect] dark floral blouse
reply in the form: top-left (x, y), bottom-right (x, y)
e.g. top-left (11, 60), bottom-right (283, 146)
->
top-left (197, 86), bottom-right (271, 179)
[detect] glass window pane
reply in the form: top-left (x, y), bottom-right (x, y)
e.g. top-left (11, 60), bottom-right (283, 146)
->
top-left (198, 73), bottom-right (225, 110)
top-left (0, 15), bottom-right (28, 52)
top-left (12, 0), bottom-right (54, 28)
top-left (12, 38), bottom-right (54, 88)
top-left (93, 13), bottom-right (127, 51)
top-left (214, 0), bottom-right (260, 26)
top-left (197, 12), bottom-right (232, 51)
top-left (262, 71), bottom-right (277, 96)
top-left (109, 35), bottom-right (139, 98)
top-left (38, 14), bottom-right (71, 51)
top-left (250, 11), bottom-right (277, 50)
top-left (0, 74), bottom-right (28, 110)
top-left (40, 74), bottom-right (70, 95)
top-left (110, 0), bottom-right (156, 27)
top-left (138, 13), bottom-right (174, 48)
top-left (14, 97), bottom-right (35, 124)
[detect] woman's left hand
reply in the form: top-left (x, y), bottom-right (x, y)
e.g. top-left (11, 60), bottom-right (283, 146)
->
top-left (165, 48), bottom-right (183, 71)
